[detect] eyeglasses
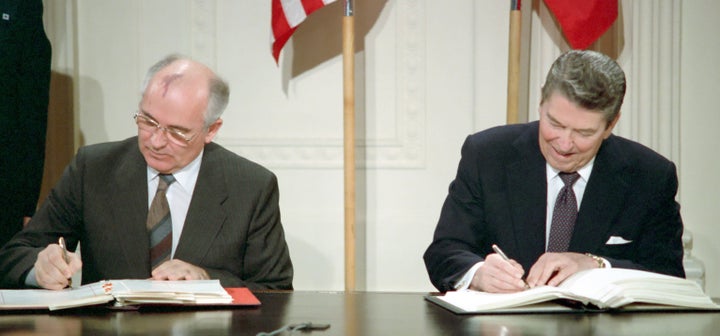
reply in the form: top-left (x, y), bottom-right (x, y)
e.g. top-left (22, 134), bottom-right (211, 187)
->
top-left (133, 112), bottom-right (198, 147)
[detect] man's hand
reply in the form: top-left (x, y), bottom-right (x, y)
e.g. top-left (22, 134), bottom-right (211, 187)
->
top-left (526, 252), bottom-right (598, 287)
top-left (35, 244), bottom-right (82, 290)
top-left (151, 259), bottom-right (209, 281)
top-left (470, 253), bottom-right (527, 293)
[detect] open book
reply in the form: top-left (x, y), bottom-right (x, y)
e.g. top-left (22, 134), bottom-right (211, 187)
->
top-left (427, 268), bottom-right (720, 314)
top-left (0, 279), bottom-right (259, 311)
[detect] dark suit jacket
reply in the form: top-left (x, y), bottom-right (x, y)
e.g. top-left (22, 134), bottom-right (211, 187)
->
top-left (0, 137), bottom-right (293, 290)
top-left (423, 122), bottom-right (685, 292)
top-left (0, 0), bottom-right (51, 248)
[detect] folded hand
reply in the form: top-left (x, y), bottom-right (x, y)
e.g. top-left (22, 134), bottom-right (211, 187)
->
top-left (151, 259), bottom-right (209, 281)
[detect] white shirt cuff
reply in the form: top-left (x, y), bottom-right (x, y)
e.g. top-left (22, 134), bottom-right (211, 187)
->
top-left (454, 261), bottom-right (484, 290)
top-left (25, 267), bottom-right (40, 288)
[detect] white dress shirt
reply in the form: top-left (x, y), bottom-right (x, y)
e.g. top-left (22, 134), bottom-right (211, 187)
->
top-left (544, 160), bottom-right (593, 248)
top-left (147, 150), bottom-right (203, 258)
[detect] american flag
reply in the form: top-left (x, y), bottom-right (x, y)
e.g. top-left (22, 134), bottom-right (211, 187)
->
top-left (271, 0), bottom-right (337, 63)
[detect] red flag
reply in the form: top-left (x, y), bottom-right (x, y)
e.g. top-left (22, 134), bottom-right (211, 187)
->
top-left (544, 0), bottom-right (618, 50)
top-left (271, 0), bottom-right (337, 63)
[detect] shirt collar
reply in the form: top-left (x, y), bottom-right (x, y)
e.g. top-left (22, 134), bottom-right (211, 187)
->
top-left (546, 157), bottom-right (596, 183)
top-left (147, 149), bottom-right (204, 191)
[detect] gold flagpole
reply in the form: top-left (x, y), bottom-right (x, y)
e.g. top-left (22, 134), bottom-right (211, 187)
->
top-left (342, 0), bottom-right (356, 292)
top-left (507, 0), bottom-right (522, 124)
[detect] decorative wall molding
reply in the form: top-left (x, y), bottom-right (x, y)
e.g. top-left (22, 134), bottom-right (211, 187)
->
top-left (216, 0), bottom-right (426, 169)
top-left (620, 0), bottom-right (681, 163)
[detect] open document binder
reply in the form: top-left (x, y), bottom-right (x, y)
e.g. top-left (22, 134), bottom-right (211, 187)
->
top-left (426, 268), bottom-right (720, 314)
top-left (0, 279), bottom-right (259, 311)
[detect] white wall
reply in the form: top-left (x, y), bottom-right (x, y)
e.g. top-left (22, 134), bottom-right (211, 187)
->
top-left (44, 0), bottom-right (720, 294)
top-left (679, 0), bottom-right (720, 297)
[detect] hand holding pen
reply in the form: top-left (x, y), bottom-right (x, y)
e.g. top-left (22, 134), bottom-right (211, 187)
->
top-left (58, 237), bottom-right (73, 288)
top-left (33, 237), bottom-right (81, 290)
top-left (470, 244), bottom-right (529, 292)
top-left (492, 244), bottom-right (530, 289)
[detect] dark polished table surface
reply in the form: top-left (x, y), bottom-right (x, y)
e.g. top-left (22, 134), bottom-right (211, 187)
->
top-left (1, 291), bottom-right (720, 335)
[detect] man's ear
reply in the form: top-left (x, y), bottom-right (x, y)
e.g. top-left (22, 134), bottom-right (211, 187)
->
top-left (204, 118), bottom-right (223, 143)
top-left (603, 112), bottom-right (621, 139)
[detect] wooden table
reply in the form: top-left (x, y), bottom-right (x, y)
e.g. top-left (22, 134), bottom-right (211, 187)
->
top-left (1, 291), bottom-right (719, 335)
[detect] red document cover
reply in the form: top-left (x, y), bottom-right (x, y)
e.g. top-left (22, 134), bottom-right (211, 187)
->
top-left (224, 287), bottom-right (261, 306)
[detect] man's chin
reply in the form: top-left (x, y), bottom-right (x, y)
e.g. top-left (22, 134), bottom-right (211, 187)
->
top-left (144, 157), bottom-right (173, 173)
top-left (548, 159), bottom-right (578, 172)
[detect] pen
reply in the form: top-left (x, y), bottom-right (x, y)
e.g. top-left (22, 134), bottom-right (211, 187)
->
top-left (491, 244), bottom-right (530, 289)
top-left (58, 237), bottom-right (73, 288)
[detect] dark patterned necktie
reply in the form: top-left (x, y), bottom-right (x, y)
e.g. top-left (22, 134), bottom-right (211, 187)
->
top-left (147, 174), bottom-right (175, 269)
top-left (547, 172), bottom-right (581, 252)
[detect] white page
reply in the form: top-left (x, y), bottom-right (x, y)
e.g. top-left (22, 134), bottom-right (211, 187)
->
top-left (0, 282), bottom-right (113, 310)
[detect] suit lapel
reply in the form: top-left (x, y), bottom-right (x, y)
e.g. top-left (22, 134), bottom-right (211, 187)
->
top-left (503, 129), bottom-right (631, 262)
top-left (506, 124), bottom-right (548, 267)
top-left (569, 136), bottom-right (631, 252)
top-left (108, 144), bottom-right (152, 270)
top-left (174, 145), bottom-right (228, 263)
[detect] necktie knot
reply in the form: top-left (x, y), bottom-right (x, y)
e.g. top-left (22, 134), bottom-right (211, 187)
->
top-left (559, 172), bottom-right (580, 187)
top-left (157, 174), bottom-right (176, 192)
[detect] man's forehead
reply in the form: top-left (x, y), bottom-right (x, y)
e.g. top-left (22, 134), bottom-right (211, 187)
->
top-left (158, 73), bottom-right (183, 97)
top-left (148, 69), bottom-right (206, 97)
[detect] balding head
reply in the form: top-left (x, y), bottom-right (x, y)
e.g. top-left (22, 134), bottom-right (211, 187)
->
top-left (141, 55), bottom-right (229, 127)
top-left (136, 55), bottom-right (228, 173)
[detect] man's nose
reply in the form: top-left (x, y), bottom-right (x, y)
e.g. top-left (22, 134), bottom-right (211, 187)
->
top-left (556, 132), bottom-right (574, 152)
top-left (149, 128), bottom-right (170, 147)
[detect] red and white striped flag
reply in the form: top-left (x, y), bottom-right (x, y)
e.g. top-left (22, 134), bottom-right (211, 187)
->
top-left (544, 0), bottom-right (618, 50)
top-left (271, 0), bottom-right (337, 63)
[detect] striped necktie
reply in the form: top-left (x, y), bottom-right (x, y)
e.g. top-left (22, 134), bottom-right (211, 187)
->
top-left (147, 174), bottom-right (175, 269)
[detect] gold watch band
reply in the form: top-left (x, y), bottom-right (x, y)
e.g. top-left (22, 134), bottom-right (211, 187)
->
top-left (585, 253), bottom-right (606, 268)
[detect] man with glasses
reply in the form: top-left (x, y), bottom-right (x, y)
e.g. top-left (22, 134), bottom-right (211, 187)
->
top-left (0, 55), bottom-right (294, 291)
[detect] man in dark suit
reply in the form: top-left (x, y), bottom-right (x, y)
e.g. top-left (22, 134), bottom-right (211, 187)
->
top-left (424, 50), bottom-right (684, 293)
top-left (0, 55), bottom-right (293, 290)
top-left (0, 0), bottom-right (51, 248)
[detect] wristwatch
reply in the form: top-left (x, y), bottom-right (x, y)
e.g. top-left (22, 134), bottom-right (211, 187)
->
top-left (585, 253), bottom-right (606, 268)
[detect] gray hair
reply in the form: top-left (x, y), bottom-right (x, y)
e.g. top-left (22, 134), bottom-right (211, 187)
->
top-left (140, 54), bottom-right (230, 128)
top-left (540, 50), bottom-right (626, 125)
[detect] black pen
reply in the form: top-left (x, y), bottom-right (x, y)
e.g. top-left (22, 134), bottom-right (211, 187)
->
top-left (491, 244), bottom-right (530, 289)
top-left (58, 237), bottom-right (73, 288)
